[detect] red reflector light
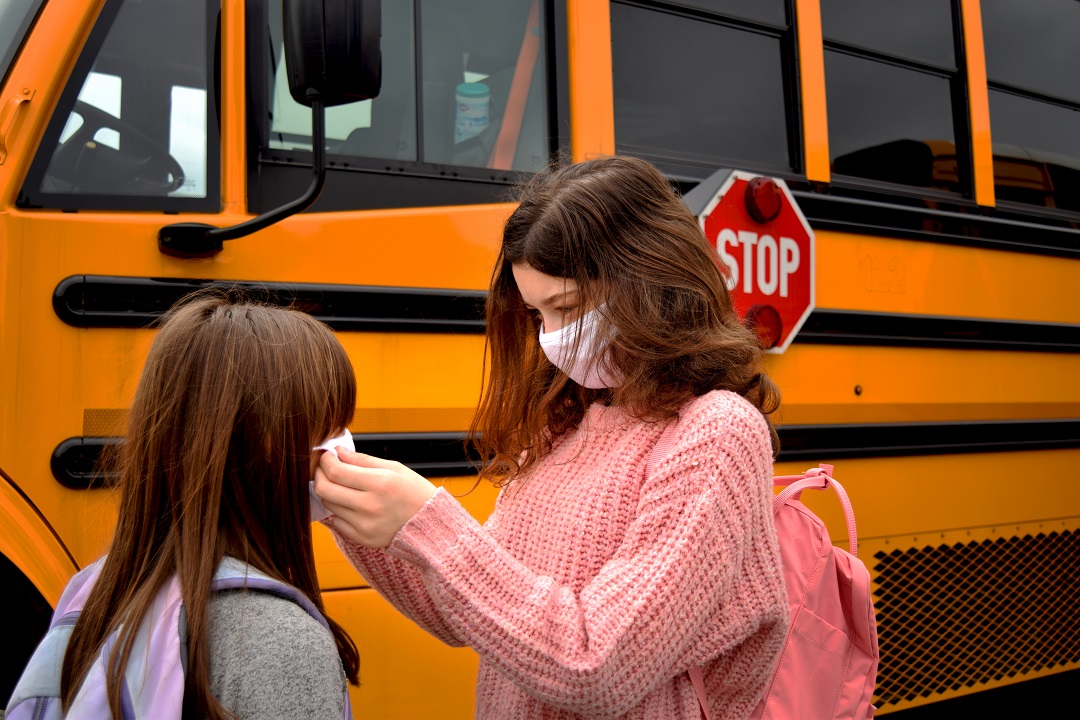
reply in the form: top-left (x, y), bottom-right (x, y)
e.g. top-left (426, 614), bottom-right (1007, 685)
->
top-left (745, 176), bottom-right (782, 224)
top-left (745, 304), bottom-right (782, 350)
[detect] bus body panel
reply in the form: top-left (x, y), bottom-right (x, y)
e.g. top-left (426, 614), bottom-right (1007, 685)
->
top-left (0, 470), bottom-right (78, 607)
top-left (1, 0), bottom-right (1078, 716)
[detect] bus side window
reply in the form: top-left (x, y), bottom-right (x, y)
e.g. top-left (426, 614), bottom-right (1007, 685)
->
top-left (821, 0), bottom-right (966, 195)
top-left (610, 1), bottom-right (794, 182)
top-left (262, 0), bottom-right (550, 174)
top-left (981, 0), bottom-right (1080, 214)
top-left (418, 0), bottom-right (549, 172)
top-left (18, 0), bottom-right (220, 212)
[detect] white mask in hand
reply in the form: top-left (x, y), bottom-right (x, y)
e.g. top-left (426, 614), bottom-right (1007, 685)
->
top-left (538, 307), bottom-right (621, 389)
top-left (311, 428), bottom-right (355, 522)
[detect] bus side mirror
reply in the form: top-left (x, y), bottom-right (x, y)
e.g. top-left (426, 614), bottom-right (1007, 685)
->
top-left (284, 0), bottom-right (382, 107)
top-left (159, 0), bottom-right (382, 258)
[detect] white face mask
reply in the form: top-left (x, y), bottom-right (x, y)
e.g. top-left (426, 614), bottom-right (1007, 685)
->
top-left (538, 307), bottom-right (621, 389)
top-left (310, 427), bottom-right (355, 522)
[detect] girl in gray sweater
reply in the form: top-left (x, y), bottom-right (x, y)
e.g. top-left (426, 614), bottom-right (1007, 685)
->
top-left (7, 293), bottom-right (358, 719)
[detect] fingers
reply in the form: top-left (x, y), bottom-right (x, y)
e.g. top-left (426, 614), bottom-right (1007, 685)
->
top-left (321, 506), bottom-right (366, 547)
top-left (316, 459), bottom-right (386, 498)
top-left (313, 467), bottom-right (357, 505)
top-left (335, 447), bottom-right (403, 470)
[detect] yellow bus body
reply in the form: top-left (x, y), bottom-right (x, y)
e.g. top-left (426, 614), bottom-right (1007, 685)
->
top-left (2, 0), bottom-right (1078, 717)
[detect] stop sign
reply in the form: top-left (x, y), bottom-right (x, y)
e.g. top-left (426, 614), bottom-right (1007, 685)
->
top-left (684, 169), bottom-right (815, 353)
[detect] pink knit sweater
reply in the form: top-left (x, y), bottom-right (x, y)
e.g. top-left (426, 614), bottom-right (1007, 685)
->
top-left (333, 390), bottom-right (788, 719)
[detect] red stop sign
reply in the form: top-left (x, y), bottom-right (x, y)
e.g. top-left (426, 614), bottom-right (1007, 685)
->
top-left (696, 171), bottom-right (815, 353)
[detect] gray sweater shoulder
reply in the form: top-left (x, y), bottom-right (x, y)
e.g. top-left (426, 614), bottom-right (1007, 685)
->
top-left (207, 589), bottom-right (348, 720)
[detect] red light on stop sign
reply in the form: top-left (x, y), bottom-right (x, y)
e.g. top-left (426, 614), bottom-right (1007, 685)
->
top-left (745, 177), bottom-right (782, 224)
top-left (746, 304), bottom-right (782, 349)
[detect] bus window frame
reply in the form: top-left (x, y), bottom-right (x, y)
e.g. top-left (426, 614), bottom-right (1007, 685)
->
top-left (244, 0), bottom-right (570, 214)
top-left (609, 0), bottom-right (803, 184)
top-left (820, 0), bottom-right (976, 202)
top-left (0, 0), bottom-right (48, 92)
top-left (15, 0), bottom-right (223, 213)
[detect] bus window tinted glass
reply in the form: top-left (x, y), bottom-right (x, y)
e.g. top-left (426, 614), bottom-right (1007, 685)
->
top-left (667, 0), bottom-right (786, 27)
top-left (419, 0), bottom-right (549, 172)
top-left (826, 51), bottom-right (958, 191)
top-left (268, 0), bottom-right (416, 161)
top-left (982, 0), bottom-right (1080, 103)
top-left (32, 0), bottom-right (216, 204)
top-left (0, 0), bottom-right (43, 87)
top-left (989, 90), bottom-right (1080, 212)
top-left (822, 0), bottom-right (955, 69)
top-left (612, 3), bottom-right (791, 179)
top-left (265, 0), bottom-right (549, 173)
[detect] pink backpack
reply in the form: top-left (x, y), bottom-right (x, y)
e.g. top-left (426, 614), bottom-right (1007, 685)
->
top-left (650, 430), bottom-right (879, 719)
top-left (728, 464), bottom-right (879, 719)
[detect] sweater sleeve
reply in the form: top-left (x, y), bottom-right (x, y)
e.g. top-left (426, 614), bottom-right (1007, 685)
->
top-left (328, 529), bottom-right (468, 647)
top-left (382, 399), bottom-right (783, 718)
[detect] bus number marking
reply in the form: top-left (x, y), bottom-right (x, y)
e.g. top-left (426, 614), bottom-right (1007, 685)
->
top-left (859, 255), bottom-right (906, 294)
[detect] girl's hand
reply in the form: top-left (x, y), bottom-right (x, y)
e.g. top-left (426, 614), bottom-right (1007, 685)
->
top-left (314, 448), bottom-right (438, 548)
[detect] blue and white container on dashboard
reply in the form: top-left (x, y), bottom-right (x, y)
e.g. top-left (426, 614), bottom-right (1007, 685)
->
top-left (455, 82), bottom-right (490, 144)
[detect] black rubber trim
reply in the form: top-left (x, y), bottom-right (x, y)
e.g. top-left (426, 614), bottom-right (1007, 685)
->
top-left (51, 437), bottom-right (120, 490)
top-left (792, 191), bottom-right (1080, 259)
top-left (53, 274), bottom-right (1080, 353)
top-left (52, 420), bottom-right (1080, 489)
top-left (351, 432), bottom-right (480, 477)
top-left (51, 432), bottom-right (479, 490)
top-left (52, 275), bottom-right (486, 333)
top-left (774, 419), bottom-right (1080, 461)
top-left (794, 310), bottom-right (1080, 353)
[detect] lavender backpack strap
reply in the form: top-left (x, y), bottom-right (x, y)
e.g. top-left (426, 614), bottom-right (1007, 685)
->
top-left (646, 421), bottom-right (712, 720)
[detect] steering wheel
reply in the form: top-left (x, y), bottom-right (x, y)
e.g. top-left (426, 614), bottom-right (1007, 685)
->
top-left (55, 100), bottom-right (186, 194)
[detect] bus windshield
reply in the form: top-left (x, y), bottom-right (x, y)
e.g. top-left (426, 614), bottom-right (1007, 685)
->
top-left (0, 0), bottom-right (45, 88)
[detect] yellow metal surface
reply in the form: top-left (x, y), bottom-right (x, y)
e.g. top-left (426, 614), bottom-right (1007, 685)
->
top-left (316, 478), bottom-right (499, 592)
top-left (82, 406), bottom-right (481, 437)
top-left (324, 587), bottom-right (479, 719)
top-left (566, 0), bottom-right (614, 161)
top-left (768, 344), bottom-right (1080, 425)
top-left (221, 0), bottom-right (246, 212)
top-left (1, 0), bottom-right (1078, 715)
top-left (0, 470), bottom-right (79, 606)
top-left (815, 230), bottom-right (1080, 323)
top-left (775, 449), bottom-right (1080, 545)
top-left (959, 0), bottom-right (995, 208)
top-left (794, 0), bottom-right (830, 183)
top-left (0, 204), bottom-right (502, 566)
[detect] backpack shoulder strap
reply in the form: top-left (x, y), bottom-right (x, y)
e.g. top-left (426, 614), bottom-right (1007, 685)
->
top-left (210, 558), bottom-right (331, 631)
top-left (774, 464), bottom-right (859, 556)
top-left (645, 418), bottom-right (679, 477)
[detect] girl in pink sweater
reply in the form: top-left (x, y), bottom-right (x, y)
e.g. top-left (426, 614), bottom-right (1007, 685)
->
top-left (316, 156), bottom-right (788, 719)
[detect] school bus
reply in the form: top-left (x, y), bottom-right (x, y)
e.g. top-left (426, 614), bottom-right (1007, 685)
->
top-left (1, 0), bottom-right (1077, 717)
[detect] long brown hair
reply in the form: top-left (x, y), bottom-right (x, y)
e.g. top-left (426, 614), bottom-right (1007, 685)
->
top-left (470, 155), bottom-right (780, 484)
top-left (60, 291), bottom-right (360, 719)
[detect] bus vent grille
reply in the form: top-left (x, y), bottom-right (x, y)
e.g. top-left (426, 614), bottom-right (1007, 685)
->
top-left (872, 530), bottom-right (1080, 707)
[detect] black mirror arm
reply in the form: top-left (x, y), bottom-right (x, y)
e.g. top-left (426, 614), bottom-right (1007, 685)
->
top-left (159, 100), bottom-right (327, 258)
